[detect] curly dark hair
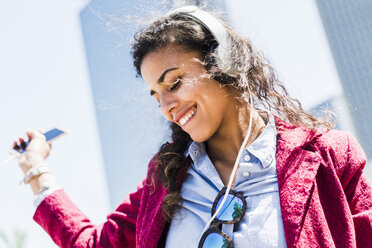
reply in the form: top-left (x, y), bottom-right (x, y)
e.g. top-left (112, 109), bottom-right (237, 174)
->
top-left (131, 10), bottom-right (333, 221)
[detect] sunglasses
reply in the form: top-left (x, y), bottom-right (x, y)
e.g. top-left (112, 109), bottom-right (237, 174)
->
top-left (198, 187), bottom-right (247, 248)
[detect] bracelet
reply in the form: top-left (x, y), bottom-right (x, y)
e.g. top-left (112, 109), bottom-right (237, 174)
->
top-left (20, 164), bottom-right (50, 185)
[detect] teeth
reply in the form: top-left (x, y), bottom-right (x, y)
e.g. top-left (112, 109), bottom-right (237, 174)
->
top-left (179, 108), bottom-right (196, 126)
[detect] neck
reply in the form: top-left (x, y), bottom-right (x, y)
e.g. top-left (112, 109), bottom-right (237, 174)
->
top-left (206, 107), bottom-right (266, 169)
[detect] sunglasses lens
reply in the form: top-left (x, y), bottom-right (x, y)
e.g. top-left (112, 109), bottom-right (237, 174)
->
top-left (202, 232), bottom-right (231, 248)
top-left (215, 194), bottom-right (244, 221)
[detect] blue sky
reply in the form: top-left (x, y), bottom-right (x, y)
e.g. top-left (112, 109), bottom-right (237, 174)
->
top-left (0, 1), bottom-right (109, 247)
top-left (226, 0), bottom-right (343, 108)
top-left (0, 0), bottom-right (368, 247)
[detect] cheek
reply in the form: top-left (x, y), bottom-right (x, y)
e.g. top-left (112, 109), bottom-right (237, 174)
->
top-left (181, 77), bottom-right (213, 99)
top-left (182, 76), bottom-right (199, 90)
top-left (178, 81), bottom-right (198, 99)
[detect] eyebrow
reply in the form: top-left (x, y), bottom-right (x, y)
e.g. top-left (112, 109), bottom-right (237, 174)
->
top-left (150, 67), bottom-right (179, 96)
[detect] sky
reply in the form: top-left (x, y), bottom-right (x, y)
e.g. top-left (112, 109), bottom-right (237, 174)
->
top-left (225, 0), bottom-right (343, 108)
top-left (0, 0), bottom-right (369, 247)
top-left (0, 1), bottom-right (109, 247)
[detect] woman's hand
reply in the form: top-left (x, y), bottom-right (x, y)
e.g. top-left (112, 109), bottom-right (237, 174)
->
top-left (14, 129), bottom-right (51, 174)
top-left (14, 129), bottom-right (58, 195)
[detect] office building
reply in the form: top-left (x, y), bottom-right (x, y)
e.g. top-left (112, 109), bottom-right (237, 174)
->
top-left (315, 0), bottom-right (372, 159)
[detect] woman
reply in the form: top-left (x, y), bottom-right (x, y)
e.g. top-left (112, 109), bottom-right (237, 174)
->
top-left (14, 6), bottom-right (372, 248)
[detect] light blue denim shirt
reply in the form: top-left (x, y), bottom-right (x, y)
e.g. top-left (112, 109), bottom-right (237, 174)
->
top-left (165, 114), bottom-right (287, 247)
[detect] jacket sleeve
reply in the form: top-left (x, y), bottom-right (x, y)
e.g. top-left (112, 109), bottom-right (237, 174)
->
top-left (33, 180), bottom-right (144, 248)
top-left (341, 133), bottom-right (372, 248)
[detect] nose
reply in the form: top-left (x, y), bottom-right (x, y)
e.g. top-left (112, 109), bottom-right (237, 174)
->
top-left (159, 91), bottom-right (178, 121)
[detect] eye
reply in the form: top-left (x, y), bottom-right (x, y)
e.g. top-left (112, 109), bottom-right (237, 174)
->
top-left (168, 78), bottom-right (182, 92)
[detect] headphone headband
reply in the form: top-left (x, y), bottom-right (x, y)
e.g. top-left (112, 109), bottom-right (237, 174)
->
top-left (166, 6), bottom-right (238, 77)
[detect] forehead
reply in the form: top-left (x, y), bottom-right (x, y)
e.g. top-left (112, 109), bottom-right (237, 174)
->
top-left (140, 45), bottom-right (202, 84)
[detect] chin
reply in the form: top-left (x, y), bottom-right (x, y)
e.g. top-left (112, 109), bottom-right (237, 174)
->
top-left (189, 131), bottom-right (211, 143)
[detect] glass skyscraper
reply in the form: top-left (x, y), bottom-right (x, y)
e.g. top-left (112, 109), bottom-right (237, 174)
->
top-left (315, 0), bottom-right (372, 159)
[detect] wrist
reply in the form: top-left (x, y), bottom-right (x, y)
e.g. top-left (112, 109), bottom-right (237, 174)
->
top-left (19, 153), bottom-right (46, 174)
top-left (21, 164), bottom-right (50, 184)
top-left (29, 173), bottom-right (58, 195)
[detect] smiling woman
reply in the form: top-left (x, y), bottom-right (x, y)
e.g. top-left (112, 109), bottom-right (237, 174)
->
top-left (12, 5), bottom-right (372, 248)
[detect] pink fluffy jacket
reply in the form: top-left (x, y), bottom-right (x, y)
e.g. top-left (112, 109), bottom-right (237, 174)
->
top-left (34, 118), bottom-right (372, 247)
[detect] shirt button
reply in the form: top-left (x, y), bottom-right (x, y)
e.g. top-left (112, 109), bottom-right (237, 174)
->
top-left (243, 171), bottom-right (250, 177)
top-left (244, 154), bottom-right (251, 161)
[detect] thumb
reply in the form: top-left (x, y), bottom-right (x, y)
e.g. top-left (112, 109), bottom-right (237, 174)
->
top-left (26, 129), bottom-right (44, 140)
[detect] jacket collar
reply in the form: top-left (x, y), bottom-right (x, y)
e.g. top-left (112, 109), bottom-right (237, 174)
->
top-left (275, 117), bottom-right (323, 246)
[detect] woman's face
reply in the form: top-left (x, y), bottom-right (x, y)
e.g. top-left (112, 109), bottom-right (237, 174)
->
top-left (140, 45), bottom-right (239, 142)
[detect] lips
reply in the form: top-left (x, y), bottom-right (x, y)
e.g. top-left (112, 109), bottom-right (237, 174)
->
top-left (173, 105), bottom-right (197, 126)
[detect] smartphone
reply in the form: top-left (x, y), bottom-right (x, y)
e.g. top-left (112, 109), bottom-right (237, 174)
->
top-left (10, 127), bottom-right (69, 156)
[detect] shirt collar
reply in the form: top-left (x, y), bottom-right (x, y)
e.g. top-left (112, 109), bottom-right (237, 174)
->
top-left (246, 112), bottom-right (277, 168)
top-left (186, 112), bottom-right (277, 168)
top-left (186, 140), bottom-right (206, 166)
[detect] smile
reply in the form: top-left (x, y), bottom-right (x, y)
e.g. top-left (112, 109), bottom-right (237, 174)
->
top-left (179, 107), bottom-right (196, 126)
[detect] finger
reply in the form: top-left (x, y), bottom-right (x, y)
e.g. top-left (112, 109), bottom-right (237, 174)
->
top-left (13, 142), bottom-right (21, 153)
top-left (26, 128), bottom-right (32, 140)
top-left (13, 136), bottom-right (20, 145)
top-left (27, 129), bottom-right (44, 140)
top-left (26, 130), bottom-right (36, 139)
top-left (39, 128), bottom-right (46, 134)
top-left (19, 137), bottom-right (27, 150)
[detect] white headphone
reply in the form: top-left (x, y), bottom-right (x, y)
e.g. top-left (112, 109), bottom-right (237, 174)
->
top-left (166, 6), bottom-right (239, 78)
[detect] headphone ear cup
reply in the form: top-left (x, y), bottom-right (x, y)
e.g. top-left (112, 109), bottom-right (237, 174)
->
top-left (205, 43), bottom-right (236, 85)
